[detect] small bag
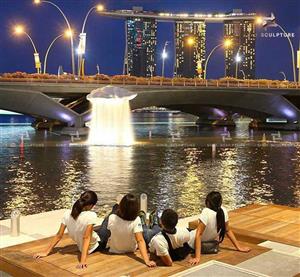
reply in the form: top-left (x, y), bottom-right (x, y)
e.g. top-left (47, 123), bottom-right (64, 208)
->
top-left (201, 240), bottom-right (219, 254)
top-left (161, 231), bottom-right (192, 261)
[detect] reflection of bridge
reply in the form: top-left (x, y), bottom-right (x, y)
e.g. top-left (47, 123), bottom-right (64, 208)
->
top-left (0, 81), bottom-right (300, 131)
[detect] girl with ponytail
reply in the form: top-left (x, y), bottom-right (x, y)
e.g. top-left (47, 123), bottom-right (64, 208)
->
top-left (189, 191), bottom-right (250, 265)
top-left (34, 191), bottom-right (100, 269)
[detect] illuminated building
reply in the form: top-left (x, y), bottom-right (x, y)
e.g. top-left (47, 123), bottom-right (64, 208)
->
top-left (224, 10), bottom-right (256, 79)
top-left (174, 21), bottom-right (206, 78)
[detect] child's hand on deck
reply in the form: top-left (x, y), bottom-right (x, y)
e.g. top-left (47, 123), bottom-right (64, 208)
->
top-left (189, 257), bottom-right (200, 265)
top-left (76, 263), bottom-right (88, 269)
top-left (146, 260), bottom-right (157, 267)
top-left (237, 246), bottom-right (251, 252)
top-left (33, 252), bottom-right (49, 259)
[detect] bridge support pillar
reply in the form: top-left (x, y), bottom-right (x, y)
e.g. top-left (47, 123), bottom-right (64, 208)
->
top-left (61, 116), bottom-right (89, 136)
top-left (196, 115), bottom-right (236, 128)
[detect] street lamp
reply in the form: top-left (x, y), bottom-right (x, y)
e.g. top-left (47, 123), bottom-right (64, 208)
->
top-left (43, 30), bottom-right (73, 74)
top-left (34, 0), bottom-right (76, 76)
top-left (161, 41), bottom-right (169, 77)
top-left (186, 37), bottom-right (195, 46)
top-left (256, 15), bottom-right (296, 82)
top-left (78, 4), bottom-right (105, 76)
top-left (203, 39), bottom-right (232, 79)
top-left (235, 51), bottom-right (242, 78)
top-left (186, 36), bottom-right (203, 78)
top-left (13, 25), bottom-right (42, 74)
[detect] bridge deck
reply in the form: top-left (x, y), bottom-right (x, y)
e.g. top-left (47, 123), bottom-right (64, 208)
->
top-left (0, 204), bottom-right (299, 277)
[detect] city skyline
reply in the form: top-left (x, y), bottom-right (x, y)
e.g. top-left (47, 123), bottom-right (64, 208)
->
top-left (0, 0), bottom-right (299, 80)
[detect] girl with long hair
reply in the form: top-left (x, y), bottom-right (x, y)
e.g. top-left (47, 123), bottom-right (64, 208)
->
top-left (98, 193), bottom-right (156, 267)
top-left (189, 191), bottom-right (250, 265)
top-left (34, 191), bottom-right (100, 269)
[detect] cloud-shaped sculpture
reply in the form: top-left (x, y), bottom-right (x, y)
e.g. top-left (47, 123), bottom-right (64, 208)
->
top-left (87, 85), bottom-right (137, 101)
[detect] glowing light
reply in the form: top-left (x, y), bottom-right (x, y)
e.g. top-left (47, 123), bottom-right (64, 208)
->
top-left (33, 0), bottom-right (41, 4)
top-left (224, 39), bottom-right (232, 48)
top-left (96, 4), bottom-right (104, 11)
top-left (59, 113), bottom-right (72, 121)
top-left (159, 13), bottom-right (170, 16)
top-left (235, 54), bottom-right (242, 63)
top-left (162, 51), bottom-right (167, 59)
top-left (87, 86), bottom-right (137, 146)
top-left (282, 108), bottom-right (295, 118)
top-left (186, 37), bottom-right (195, 46)
top-left (65, 29), bottom-right (73, 38)
top-left (14, 25), bottom-right (24, 35)
top-left (255, 16), bottom-right (264, 25)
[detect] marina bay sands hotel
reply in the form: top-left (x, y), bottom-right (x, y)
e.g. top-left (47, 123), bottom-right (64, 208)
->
top-left (99, 8), bottom-right (273, 79)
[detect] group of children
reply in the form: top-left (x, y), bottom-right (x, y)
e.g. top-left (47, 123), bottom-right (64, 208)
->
top-left (34, 191), bottom-right (250, 268)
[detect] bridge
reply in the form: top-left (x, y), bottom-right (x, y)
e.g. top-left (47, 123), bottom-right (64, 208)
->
top-left (0, 79), bottom-right (300, 132)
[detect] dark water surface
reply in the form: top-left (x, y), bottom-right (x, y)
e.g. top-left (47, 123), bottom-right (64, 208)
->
top-left (0, 115), bottom-right (299, 219)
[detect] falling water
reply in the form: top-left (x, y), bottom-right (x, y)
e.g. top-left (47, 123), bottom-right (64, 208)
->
top-left (87, 86), bottom-right (137, 146)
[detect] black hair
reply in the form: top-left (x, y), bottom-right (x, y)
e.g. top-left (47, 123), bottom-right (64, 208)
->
top-left (71, 191), bottom-right (98, 220)
top-left (205, 191), bottom-right (226, 242)
top-left (117, 193), bottom-right (139, 221)
top-left (161, 209), bottom-right (178, 231)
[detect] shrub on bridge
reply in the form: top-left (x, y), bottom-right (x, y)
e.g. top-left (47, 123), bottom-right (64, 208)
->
top-left (1, 72), bottom-right (28, 79)
top-left (111, 75), bottom-right (137, 84)
top-left (89, 74), bottom-right (110, 81)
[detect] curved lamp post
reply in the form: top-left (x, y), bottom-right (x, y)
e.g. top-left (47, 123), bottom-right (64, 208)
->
top-left (78, 4), bottom-right (104, 76)
top-left (14, 25), bottom-right (41, 74)
top-left (34, 0), bottom-right (75, 76)
top-left (43, 30), bottom-right (73, 74)
top-left (279, 71), bottom-right (287, 81)
top-left (256, 16), bottom-right (296, 82)
top-left (240, 69), bottom-right (246, 80)
top-left (204, 39), bottom-right (232, 80)
top-left (276, 24), bottom-right (296, 82)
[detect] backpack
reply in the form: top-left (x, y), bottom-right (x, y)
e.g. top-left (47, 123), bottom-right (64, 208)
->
top-left (161, 231), bottom-right (192, 261)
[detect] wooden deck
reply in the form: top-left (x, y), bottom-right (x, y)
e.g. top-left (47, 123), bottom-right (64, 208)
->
top-left (0, 204), bottom-right (299, 277)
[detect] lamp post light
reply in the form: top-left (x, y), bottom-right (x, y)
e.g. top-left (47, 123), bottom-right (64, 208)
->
top-left (43, 30), bottom-right (73, 74)
top-left (256, 16), bottom-right (296, 82)
top-left (161, 41), bottom-right (169, 77)
top-left (186, 37), bottom-right (195, 77)
top-left (34, 0), bottom-right (76, 76)
top-left (279, 71), bottom-right (287, 81)
top-left (186, 36), bottom-right (203, 78)
top-left (13, 25), bottom-right (42, 74)
top-left (235, 51), bottom-right (242, 78)
top-left (203, 39), bottom-right (232, 80)
top-left (78, 4), bottom-right (104, 76)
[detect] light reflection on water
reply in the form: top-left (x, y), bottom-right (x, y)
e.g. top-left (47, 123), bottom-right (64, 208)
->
top-left (0, 120), bottom-right (300, 219)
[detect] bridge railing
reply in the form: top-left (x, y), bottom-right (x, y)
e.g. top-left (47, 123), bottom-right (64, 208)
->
top-left (0, 74), bottom-right (299, 89)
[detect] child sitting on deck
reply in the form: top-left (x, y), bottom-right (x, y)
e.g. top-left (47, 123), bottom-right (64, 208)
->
top-left (189, 191), bottom-right (251, 265)
top-left (34, 191), bottom-right (100, 269)
top-left (97, 193), bottom-right (157, 267)
top-left (148, 209), bottom-right (192, 266)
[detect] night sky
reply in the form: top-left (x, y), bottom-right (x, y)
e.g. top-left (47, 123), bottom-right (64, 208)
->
top-left (0, 0), bottom-right (299, 80)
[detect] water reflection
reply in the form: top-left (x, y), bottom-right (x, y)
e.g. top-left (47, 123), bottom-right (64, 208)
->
top-left (0, 121), bottom-right (300, 219)
top-left (88, 146), bottom-right (133, 215)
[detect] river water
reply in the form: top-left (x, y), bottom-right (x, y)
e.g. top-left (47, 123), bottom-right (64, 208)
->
top-left (0, 113), bottom-right (299, 219)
